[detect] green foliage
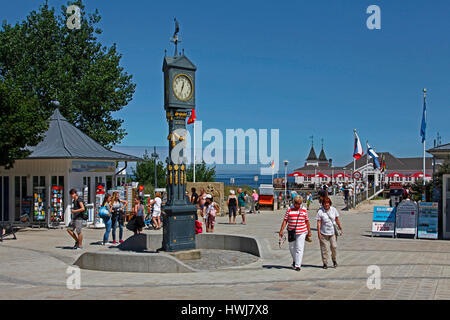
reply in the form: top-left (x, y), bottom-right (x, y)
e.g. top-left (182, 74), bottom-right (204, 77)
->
top-left (0, 0), bottom-right (135, 166)
top-left (132, 151), bottom-right (167, 189)
top-left (224, 184), bottom-right (253, 197)
top-left (186, 161), bottom-right (216, 182)
top-left (0, 78), bottom-right (50, 168)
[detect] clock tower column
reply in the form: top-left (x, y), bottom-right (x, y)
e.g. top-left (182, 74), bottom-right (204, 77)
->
top-left (161, 20), bottom-right (198, 252)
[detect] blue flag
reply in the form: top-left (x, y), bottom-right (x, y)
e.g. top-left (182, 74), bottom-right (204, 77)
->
top-left (367, 143), bottom-right (381, 169)
top-left (420, 98), bottom-right (426, 143)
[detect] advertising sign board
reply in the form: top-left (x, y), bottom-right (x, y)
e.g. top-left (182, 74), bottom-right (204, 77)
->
top-left (372, 207), bottom-right (395, 237)
top-left (395, 200), bottom-right (418, 237)
top-left (417, 202), bottom-right (439, 239)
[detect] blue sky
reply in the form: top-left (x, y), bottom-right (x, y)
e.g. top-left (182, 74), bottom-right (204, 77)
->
top-left (2, 0), bottom-right (450, 172)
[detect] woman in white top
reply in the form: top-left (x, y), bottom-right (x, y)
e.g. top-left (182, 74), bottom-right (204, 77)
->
top-left (148, 192), bottom-right (162, 230)
top-left (316, 197), bottom-right (343, 269)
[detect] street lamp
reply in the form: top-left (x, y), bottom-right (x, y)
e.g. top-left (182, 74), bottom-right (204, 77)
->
top-left (151, 146), bottom-right (159, 189)
top-left (284, 160), bottom-right (288, 208)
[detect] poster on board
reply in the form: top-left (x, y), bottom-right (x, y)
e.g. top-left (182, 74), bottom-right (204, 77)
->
top-left (395, 200), bottom-right (418, 237)
top-left (372, 207), bottom-right (396, 237)
top-left (418, 202), bottom-right (439, 239)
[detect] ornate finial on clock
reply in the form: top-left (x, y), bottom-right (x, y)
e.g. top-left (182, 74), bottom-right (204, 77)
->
top-left (170, 18), bottom-right (181, 56)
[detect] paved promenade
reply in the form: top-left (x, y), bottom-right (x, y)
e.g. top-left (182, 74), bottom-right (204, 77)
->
top-left (1, 195), bottom-right (450, 300)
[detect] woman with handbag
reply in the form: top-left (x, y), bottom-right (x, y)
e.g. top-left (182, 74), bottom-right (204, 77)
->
top-left (132, 196), bottom-right (146, 235)
top-left (316, 197), bottom-right (343, 269)
top-left (278, 195), bottom-right (312, 271)
top-left (99, 194), bottom-right (112, 245)
top-left (111, 191), bottom-right (127, 244)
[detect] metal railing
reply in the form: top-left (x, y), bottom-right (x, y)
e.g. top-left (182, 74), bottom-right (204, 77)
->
top-left (347, 185), bottom-right (384, 209)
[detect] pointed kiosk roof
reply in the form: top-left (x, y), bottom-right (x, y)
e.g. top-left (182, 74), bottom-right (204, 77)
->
top-left (306, 146), bottom-right (318, 161)
top-left (26, 109), bottom-right (142, 161)
top-left (318, 148), bottom-right (327, 161)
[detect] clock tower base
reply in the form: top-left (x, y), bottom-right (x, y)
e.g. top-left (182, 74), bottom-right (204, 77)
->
top-left (161, 204), bottom-right (197, 252)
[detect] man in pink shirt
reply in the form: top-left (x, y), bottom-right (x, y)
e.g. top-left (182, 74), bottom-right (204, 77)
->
top-left (251, 190), bottom-right (259, 214)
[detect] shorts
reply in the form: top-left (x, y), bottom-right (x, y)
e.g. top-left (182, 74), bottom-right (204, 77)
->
top-left (152, 211), bottom-right (161, 218)
top-left (206, 214), bottom-right (216, 228)
top-left (228, 206), bottom-right (237, 217)
top-left (68, 219), bottom-right (83, 234)
top-left (238, 206), bottom-right (245, 215)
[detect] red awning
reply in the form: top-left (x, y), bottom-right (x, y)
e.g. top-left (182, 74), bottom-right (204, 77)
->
top-left (386, 172), bottom-right (406, 178)
top-left (333, 173), bottom-right (352, 178)
top-left (288, 172), bottom-right (307, 177)
top-left (315, 172), bottom-right (331, 178)
top-left (409, 172), bottom-right (431, 178)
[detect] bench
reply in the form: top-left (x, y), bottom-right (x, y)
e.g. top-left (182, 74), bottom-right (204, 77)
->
top-left (0, 223), bottom-right (17, 242)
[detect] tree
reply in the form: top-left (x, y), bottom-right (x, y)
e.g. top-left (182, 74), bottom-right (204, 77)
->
top-left (0, 1), bottom-right (135, 166)
top-left (132, 151), bottom-right (167, 189)
top-left (0, 78), bottom-right (49, 168)
top-left (186, 161), bottom-right (216, 182)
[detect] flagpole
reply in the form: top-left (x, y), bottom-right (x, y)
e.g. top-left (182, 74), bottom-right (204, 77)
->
top-left (422, 89), bottom-right (427, 199)
top-left (193, 116), bottom-right (196, 183)
top-left (366, 141), bottom-right (369, 200)
top-left (353, 158), bottom-right (356, 208)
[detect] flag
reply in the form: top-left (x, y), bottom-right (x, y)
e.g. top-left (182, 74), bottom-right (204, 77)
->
top-left (353, 130), bottom-right (363, 160)
top-left (381, 154), bottom-right (386, 172)
top-left (420, 95), bottom-right (426, 143)
top-left (270, 160), bottom-right (275, 169)
top-left (367, 143), bottom-right (380, 169)
top-left (187, 109), bottom-right (196, 125)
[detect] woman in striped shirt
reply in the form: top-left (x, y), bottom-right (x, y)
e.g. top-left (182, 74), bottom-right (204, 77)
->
top-left (278, 195), bottom-right (312, 271)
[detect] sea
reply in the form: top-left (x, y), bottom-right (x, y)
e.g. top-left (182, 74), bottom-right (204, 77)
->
top-left (214, 172), bottom-right (295, 188)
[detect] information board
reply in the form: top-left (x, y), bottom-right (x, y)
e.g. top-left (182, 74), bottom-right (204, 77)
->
top-left (372, 207), bottom-right (395, 237)
top-left (395, 200), bottom-right (418, 236)
top-left (127, 185), bottom-right (133, 212)
top-left (417, 202), bottom-right (439, 239)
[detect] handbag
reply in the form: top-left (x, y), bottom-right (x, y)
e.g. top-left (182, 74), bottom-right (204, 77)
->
top-left (324, 208), bottom-right (342, 236)
top-left (126, 216), bottom-right (137, 232)
top-left (288, 209), bottom-right (301, 242)
top-left (98, 207), bottom-right (110, 219)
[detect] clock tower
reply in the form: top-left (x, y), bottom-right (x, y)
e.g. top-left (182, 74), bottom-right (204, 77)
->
top-left (161, 19), bottom-right (197, 252)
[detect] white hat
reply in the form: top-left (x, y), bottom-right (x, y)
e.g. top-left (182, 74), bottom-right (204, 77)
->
top-left (205, 194), bottom-right (212, 199)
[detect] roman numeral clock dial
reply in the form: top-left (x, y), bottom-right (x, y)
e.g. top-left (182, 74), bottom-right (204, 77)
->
top-left (173, 74), bottom-right (193, 101)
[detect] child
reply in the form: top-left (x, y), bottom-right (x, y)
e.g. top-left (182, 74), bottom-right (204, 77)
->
top-left (204, 194), bottom-right (219, 233)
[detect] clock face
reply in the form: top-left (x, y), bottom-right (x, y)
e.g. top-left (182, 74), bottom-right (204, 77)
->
top-left (172, 74), bottom-right (193, 102)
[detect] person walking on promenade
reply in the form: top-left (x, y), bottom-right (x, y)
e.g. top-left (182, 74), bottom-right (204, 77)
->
top-left (237, 188), bottom-right (246, 225)
top-left (191, 187), bottom-right (199, 206)
top-left (306, 192), bottom-right (313, 210)
top-left (100, 193), bottom-right (112, 245)
top-left (67, 189), bottom-right (86, 250)
top-left (111, 191), bottom-right (127, 244)
top-left (290, 190), bottom-right (298, 208)
top-left (316, 197), bottom-right (343, 269)
top-left (133, 196), bottom-right (146, 235)
top-left (149, 192), bottom-right (162, 230)
top-left (251, 190), bottom-right (259, 214)
top-left (198, 188), bottom-right (206, 223)
top-left (227, 190), bottom-right (238, 224)
top-left (204, 194), bottom-right (218, 233)
top-left (278, 195), bottom-right (312, 271)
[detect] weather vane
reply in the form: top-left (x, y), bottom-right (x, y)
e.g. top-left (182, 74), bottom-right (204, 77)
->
top-left (170, 18), bottom-right (181, 56)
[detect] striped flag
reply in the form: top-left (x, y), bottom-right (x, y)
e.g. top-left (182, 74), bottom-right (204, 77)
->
top-left (353, 130), bottom-right (364, 160)
top-left (367, 143), bottom-right (380, 169)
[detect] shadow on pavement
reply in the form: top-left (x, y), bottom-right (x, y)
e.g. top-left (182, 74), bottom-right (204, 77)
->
top-left (55, 246), bottom-right (76, 250)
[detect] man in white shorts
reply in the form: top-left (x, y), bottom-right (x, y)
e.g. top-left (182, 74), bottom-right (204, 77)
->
top-left (149, 192), bottom-right (162, 230)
